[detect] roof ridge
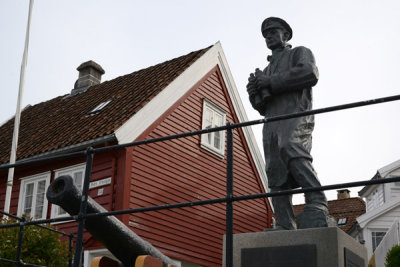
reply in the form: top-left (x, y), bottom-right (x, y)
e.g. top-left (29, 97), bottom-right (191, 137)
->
top-left (100, 46), bottom-right (212, 87)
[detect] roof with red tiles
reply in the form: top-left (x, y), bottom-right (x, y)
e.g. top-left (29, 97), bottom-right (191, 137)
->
top-left (293, 197), bottom-right (366, 233)
top-left (0, 46), bottom-right (211, 164)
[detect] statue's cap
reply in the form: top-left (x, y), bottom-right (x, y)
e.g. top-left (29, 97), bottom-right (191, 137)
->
top-left (261, 17), bottom-right (292, 40)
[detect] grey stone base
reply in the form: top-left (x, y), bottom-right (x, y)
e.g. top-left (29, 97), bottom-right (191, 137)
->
top-left (223, 227), bottom-right (367, 267)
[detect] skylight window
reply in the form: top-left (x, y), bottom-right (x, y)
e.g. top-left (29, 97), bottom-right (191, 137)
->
top-left (337, 218), bottom-right (347, 225)
top-left (89, 100), bottom-right (112, 115)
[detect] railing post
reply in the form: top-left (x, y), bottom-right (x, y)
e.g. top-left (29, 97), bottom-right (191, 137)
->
top-left (73, 147), bottom-right (94, 267)
top-left (225, 123), bottom-right (234, 267)
top-left (69, 234), bottom-right (74, 267)
top-left (15, 217), bottom-right (26, 267)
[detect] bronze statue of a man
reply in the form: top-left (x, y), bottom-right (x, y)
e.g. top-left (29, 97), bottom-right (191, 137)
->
top-left (247, 17), bottom-right (330, 230)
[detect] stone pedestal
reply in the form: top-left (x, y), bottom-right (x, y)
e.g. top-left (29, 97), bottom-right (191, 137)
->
top-left (223, 227), bottom-right (367, 267)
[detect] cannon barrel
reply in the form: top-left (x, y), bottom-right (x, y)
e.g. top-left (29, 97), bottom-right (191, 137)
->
top-left (46, 175), bottom-right (174, 267)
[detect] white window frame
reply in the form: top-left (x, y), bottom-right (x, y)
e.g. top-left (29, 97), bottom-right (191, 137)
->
top-left (83, 249), bottom-right (118, 267)
top-left (50, 163), bottom-right (86, 219)
top-left (371, 230), bottom-right (387, 251)
top-left (88, 99), bottom-right (112, 116)
top-left (201, 99), bottom-right (226, 156)
top-left (17, 172), bottom-right (51, 220)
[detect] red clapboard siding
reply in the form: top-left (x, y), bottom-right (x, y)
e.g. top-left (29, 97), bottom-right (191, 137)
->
top-left (128, 68), bottom-right (269, 266)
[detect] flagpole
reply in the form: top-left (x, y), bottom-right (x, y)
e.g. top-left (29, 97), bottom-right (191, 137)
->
top-left (4, 0), bottom-right (34, 216)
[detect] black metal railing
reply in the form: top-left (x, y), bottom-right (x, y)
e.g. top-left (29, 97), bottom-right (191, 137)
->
top-left (1, 93), bottom-right (400, 267)
top-left (0, 210), bottom-right (74, 267)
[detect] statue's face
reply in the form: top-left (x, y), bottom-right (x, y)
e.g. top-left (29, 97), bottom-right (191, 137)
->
top-left (264, 28), bottom-right (288, 50)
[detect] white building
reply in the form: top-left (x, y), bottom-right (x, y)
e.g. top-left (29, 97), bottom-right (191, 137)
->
top-left (357, 159), bottom-right (400, 259)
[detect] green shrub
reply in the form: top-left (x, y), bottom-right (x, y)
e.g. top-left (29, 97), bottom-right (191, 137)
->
top-left (0, 219), bottom-right (71, 267)
top-left (385, 244), bottom-right (400, 267)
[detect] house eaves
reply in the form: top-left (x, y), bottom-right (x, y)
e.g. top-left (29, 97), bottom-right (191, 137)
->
top-left (357, 197), bottom-right (400, 228)
top-left (0, 133), bottom-right (116, 167)
top-left (358, 172), bottom-right (381, 197)
top-left (359, 159), bottom-right (400, 197)
top-left (378, 159), bottom-right (400, 178)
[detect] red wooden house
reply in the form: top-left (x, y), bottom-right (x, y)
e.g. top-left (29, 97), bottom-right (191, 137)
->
top-left (0, 42), bottom-right (272, 267)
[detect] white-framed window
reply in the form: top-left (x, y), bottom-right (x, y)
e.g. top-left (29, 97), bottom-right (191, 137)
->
top-left (372, 231), bottom-right (386, 251)
top-left (18, 172), bottom-right (51, 220)
top-left (88, 99), bottom-right (112, 116)
top-left (51, 163), bottom-right (86, 218)
top-left (201, 99), bottom-right (226, 156)
top-left (337, 218), bottom-right (347, 225)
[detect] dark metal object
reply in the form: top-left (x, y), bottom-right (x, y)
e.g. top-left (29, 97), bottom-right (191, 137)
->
top-left (0, 209), bottom-right (73, 267)
top-left (225, 124), bottom-right (234, 267)
top-left (46, 175), bottom-right (175, 267)
top-left (2, 175), bottom-right (400, 232)
top-left (0, 93), bottom-right (399, 174)
top-left (2, 174), bottom-right (400, 232)
top-left (69, 234), bottom-right (73, 267)
top-left (0, 257), bottom-right (46, 267)
top-left (74, 148), bottom-right (94, 267)
top-left (0, 93), bottom-right (399, 266)
top-left (2, 93), bottom-right (399, 173)
top-left (247, 17), bottom-right (328, 230)
top-left (16, 217), bottom-right (25, 267)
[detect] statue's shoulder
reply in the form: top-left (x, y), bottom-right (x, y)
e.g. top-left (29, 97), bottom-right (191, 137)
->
top-left (291, 46), bottom-right (313, 53)
top-left (289, 46), bottom-right (316, 60)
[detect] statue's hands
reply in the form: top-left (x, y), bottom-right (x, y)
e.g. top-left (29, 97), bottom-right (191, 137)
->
top-left (254, 68), bottom-right (271, 90)
top-left (247, 73), bottom-right (258, 96)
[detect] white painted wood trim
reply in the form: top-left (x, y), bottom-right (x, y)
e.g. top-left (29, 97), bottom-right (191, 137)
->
top-left (115, 45), bottom-right (220, 144)
top-left (213, 42), bottom-right (269, 194)
top-left (378, 159), bottom-right (400, 177)
top-left (358, 197), bottom-right (400, 228)
top-left (114, 42), bottom-right (269, 195)
top-left (83, 248), bottom-right (117, 267)
top-left (17, 171), bottom-right (51, 219)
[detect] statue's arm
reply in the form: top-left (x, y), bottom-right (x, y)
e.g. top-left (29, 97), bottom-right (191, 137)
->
top-left (247, 71), bottom-right (268, 115)
top-left (247, 73), bottom-right (258, 107)
top-left (270, 46), bottom-right (319, 94)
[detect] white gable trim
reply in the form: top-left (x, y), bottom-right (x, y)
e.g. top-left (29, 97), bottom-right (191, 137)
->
top-left (357, 197), bottom-right (400, 228)
top-left (114, 42), bottom-right (268, 193)
top-left (213, 42), bottom-right (269, 193)
top-left (378, 159), bottom-right (400, 178)
top-left (115, 45), bottom-right (219, 143)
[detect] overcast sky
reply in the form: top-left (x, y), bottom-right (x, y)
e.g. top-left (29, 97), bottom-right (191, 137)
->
top-left (1, 0), bottom-right (400, 204)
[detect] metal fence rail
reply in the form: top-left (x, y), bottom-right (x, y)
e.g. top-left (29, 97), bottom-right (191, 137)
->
top-left (0, 210), bottom-right (74, 267)
top-left (0, 93), bottom-right (399, 267)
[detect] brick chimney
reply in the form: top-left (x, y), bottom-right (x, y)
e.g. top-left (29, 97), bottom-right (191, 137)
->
top-left (71, 60), bottom-right (105, 95)
top-left (337, 189), bottom-right (351, 200)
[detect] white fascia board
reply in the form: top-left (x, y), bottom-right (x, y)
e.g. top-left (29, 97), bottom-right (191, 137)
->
top-left (378, 159), bottom-right (400, 178)
top-left (115, 42), bottom-right (269, 195)
top-left (213, 42), bottom-right (269, 194)
top-left (357, 198), bottom-right (400, 228)
top-left (115, 44), bottom-right (220, 144)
